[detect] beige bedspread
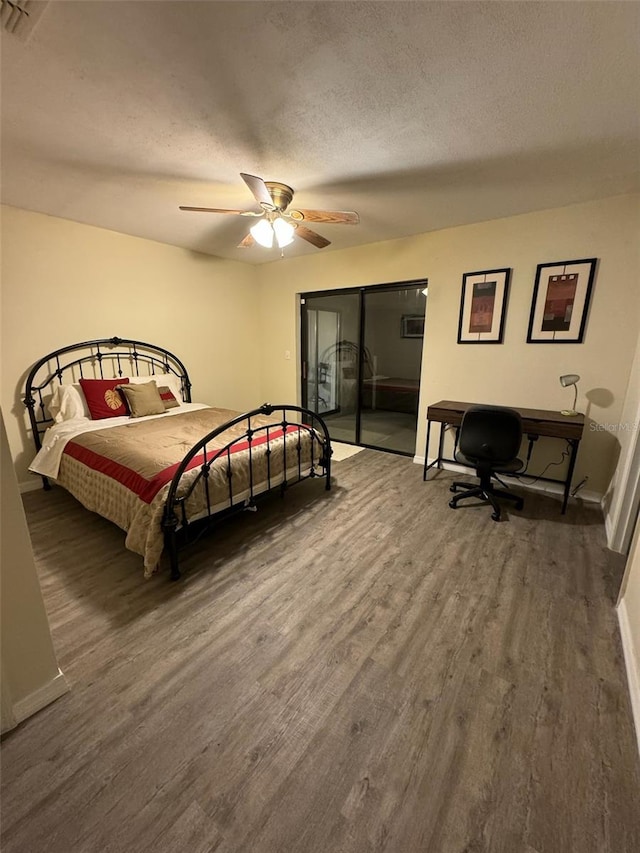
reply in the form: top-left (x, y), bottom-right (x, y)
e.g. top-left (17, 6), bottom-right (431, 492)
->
top-left (56, 407), bottom-right (322, 576)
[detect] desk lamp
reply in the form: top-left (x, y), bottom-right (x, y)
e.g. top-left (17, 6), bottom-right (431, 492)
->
top-left (559, 374), bottom-right (580, 417)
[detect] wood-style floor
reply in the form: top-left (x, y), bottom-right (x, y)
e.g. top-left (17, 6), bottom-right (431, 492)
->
top-left (2, 452), bottom-right (639, 853)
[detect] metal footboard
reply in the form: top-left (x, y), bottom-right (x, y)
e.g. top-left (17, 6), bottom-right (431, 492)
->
top-left (162, 403), bottom-right (332, 579)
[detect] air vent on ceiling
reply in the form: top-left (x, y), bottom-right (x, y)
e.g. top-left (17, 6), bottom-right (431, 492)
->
top-left (1, 0), bottom-right (48, 41)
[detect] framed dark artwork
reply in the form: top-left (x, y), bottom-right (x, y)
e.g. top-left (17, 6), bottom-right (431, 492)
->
top-left (401, 314), bottom-right (425, 338)
top-left (527, 258), bottom-right (597, 343)
top-left (457, 268), bottom-right (510, 344)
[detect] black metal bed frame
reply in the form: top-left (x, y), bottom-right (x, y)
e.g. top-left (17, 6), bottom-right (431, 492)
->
top-left (24, 337), bottom-right (332, 580)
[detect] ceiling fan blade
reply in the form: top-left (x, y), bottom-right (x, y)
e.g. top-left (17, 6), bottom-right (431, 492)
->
top-left (240, 173), bottom-right (275, 209)
top-left (237, 233), bottom-right (255, 248)
top-left (289, 208), bottom-right (359, 225)
top-left (179, 206), bottom-right (261, 216)
top-left (295, 225), bottom-right (330, 249)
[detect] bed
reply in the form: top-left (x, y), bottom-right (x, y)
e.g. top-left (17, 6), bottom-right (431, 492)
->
top-left (24, 337), bottom-right (332, 580)
top-left (361, 376), bottom-right (420, 415)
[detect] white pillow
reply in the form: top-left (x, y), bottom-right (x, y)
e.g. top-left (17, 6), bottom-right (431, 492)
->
top-left (47, 384), bottom-right (91, 422)
top-left (127, 373), bottom-right (184, 401)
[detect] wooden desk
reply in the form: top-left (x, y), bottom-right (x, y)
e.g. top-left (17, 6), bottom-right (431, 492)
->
top-left (423, 400), bottom-right (585, 514)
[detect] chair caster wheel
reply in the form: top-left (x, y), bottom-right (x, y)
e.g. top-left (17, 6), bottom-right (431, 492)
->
top-left (491, 512), bottom-right (500, 521)
top-left (449, 485), bottom-right (457, 493)
top-left (449, 499), bottom-right (457, 509)
top-left (515, 500), bottom-right (524, 511)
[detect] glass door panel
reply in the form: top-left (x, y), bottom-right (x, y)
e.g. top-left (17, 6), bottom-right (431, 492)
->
top-left (304, 308), bottom-right (339, 415)
top-left (301, 292), bottom-right (360, 444)
top-left (360, 286), bottom-right (426, 454)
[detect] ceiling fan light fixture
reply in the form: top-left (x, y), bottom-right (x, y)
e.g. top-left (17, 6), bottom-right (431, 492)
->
top-left (180, 172), bottom-right (358, 252)
top-left (273, 217), bottom-right (295, 248)
top-left (250, 218), bottom-right (273, 248)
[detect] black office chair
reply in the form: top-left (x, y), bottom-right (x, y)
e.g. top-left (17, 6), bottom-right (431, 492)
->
top-left (448, 405), bottom-right (524, 521)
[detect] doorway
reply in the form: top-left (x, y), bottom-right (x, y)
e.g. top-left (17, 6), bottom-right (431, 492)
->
top-left (300, 280), bottom-right (427, 456)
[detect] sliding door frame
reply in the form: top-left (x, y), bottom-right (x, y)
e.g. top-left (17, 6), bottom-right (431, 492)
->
top-left (300, 278), bottom-right (427, 456)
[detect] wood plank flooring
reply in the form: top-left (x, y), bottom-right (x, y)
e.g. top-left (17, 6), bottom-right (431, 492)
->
top-left (2, 451), bottom-right (639, 852)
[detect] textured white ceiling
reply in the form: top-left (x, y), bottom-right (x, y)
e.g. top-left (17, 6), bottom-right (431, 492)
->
top-left (2, 1), bottom-right (639, 264)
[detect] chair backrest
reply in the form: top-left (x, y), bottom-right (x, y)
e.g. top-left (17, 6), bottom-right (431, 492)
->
top-left (459, 405), bottom-right (522, 464)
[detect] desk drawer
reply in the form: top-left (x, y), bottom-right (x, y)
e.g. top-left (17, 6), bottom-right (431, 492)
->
top-left (521, 418), bottom-right (583, 440)
top-left (427, 406), bottom-right (463, 425)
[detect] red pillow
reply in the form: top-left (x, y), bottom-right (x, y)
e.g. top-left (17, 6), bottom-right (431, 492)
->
top-left (79, 378), bottom-right (130, 420)
top-left (157, 385), bottom-right (180, 409)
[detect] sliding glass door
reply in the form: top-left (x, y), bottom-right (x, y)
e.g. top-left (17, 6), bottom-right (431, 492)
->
top-left (360, 286), bottom-right (425, 454)
top-left (301, 280), bottom-right (427, 456)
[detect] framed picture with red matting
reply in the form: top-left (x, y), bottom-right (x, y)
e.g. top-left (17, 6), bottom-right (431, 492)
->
top-left (527, 258), bottom-right (597, 343)
top-left (457, 268), bottom-right (510, 344)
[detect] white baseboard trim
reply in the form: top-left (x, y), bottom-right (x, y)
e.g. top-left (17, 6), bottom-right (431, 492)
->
top-left (12, 669), bottom-right (69, 725)
top-left (604, 511), bottom-right (615, 550)
top-left (413, 457), bottom-right (602, 504)
top-left (19, 478), bottom-right (44, 494)
top-left (618, 599), bottom-right (640, 756)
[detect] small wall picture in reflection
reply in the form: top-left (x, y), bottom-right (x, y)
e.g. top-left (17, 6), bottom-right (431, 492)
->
top-left (401, 314), bottom-right (424, 338)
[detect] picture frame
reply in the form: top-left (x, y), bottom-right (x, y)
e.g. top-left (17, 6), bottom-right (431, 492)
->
top-left (401, 314), bottom-right (425, 338)
top-left (457, 268), bottom-right (510, 344)
top-left (527, 258), bottom-right (597, 344)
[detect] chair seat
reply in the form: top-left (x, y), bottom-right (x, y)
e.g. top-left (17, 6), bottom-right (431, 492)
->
top-left (454, 450), bottom-right (523, 474)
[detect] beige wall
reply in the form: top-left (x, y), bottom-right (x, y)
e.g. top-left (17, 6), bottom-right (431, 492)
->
top-left (613, 332), bottom-right (640, 747)
top-left (1, 206), bottom-right (261, 485)
top-left (604, 331), bottom-right (640, 548)
top-left (619, 515), bottom-right (640, 749)
top-left (1, 412), bottom-right (66, 731)
top-left (258, 193), bottom-right (640, 497)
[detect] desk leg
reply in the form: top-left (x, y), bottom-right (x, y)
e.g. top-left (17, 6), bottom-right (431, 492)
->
top-left (423, 419), bottom-right (432, 481)
top-left (437, 422), bottom-right (445, 470)
top-left (562, 439), bottom-right (580, 514)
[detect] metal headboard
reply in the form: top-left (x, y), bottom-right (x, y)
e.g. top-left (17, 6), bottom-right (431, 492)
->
top-left (24, 336), bottom-right (192, 455)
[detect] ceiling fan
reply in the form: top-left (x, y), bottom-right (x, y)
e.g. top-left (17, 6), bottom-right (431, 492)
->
top-left (179, 173), bottom-right (359, 250)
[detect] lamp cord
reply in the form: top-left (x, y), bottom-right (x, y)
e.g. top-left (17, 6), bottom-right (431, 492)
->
top-left (506, 439), bottom-right (572, 485)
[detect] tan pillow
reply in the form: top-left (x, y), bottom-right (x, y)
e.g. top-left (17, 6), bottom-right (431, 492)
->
top-left (118, 381), bottom-right (166, 418)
